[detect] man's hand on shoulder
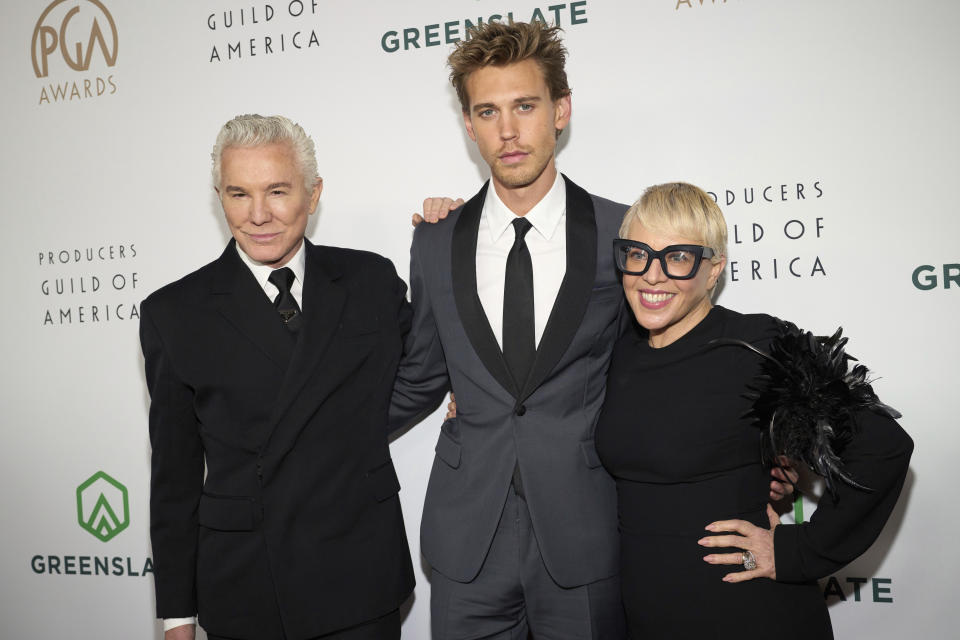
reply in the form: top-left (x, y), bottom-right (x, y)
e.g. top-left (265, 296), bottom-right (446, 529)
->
top-left (165, 623), bottom-right (195, 640)
top-left (411, 197), bottom-right (465, 227)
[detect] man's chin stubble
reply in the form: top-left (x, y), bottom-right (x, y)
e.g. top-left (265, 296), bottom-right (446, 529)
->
top-left (493, 164), bottom-right (547, 190)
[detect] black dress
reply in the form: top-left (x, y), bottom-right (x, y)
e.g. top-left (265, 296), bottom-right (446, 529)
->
top-left (595, 306), bottom-right (913, 639)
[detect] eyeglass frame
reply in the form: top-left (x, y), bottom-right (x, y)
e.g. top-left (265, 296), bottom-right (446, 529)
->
top-left (612, 239), bottom-right (716, 280)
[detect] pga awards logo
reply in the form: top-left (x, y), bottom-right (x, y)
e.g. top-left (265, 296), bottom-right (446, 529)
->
top-left (31, 0), bottom-right (118, 106)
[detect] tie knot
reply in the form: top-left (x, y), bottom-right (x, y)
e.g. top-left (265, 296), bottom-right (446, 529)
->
top-left (268, 267), bottom-right (295, 293)
top-left (511, 217), bottom-right (533, 241)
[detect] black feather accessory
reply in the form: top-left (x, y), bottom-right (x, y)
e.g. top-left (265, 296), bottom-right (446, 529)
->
top-left (713, 321), bottom-right (901, 501)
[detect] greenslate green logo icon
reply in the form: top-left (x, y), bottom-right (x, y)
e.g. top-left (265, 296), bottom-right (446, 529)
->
top-left (76, 471), bottom-right (129, 542)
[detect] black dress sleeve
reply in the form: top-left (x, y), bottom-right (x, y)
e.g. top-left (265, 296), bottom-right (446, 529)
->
top-left (774, 409), bottom-right (913, 582)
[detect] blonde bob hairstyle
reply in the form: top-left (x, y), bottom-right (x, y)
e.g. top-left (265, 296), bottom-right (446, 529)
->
top-left (619, 182), bottom-right (728, 262)
top-left (211, 114), bottom-right (318, 190)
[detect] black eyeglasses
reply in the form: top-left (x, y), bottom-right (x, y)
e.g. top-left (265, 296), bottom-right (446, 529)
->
top-left (613, 239), bottom-right (715, 280)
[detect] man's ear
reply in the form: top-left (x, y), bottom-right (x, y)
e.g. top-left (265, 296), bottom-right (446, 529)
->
top-left (554, 94), bottom-right (572, 133)
top-left (309, 178), bottom-right (323, 214)
top-left (463, 110), bottom-right (477, 142)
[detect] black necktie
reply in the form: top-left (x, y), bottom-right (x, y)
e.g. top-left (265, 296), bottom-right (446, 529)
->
top-left (503, 217), bottom-right (535, 388)
top-left (268, 267), bottom-right (302, 332)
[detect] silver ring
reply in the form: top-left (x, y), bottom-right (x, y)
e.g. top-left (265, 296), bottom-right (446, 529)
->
top-left (742, 551), bottom-right (757, 571)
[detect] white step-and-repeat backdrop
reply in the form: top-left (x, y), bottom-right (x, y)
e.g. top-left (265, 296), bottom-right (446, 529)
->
top-left (1, 1), bottom-right (955, 638)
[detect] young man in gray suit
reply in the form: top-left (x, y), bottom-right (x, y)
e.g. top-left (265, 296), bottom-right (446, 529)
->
top-left (390, 21), bottom-right (629, 639)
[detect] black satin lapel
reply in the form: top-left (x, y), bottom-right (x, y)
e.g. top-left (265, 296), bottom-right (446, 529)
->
top-left (269, 246), bottom-right (346, 426)
top-left (521, 175), bottom-right (597, 400)
top-left (211, 242), bottom-right (294, 371)
top-left (452, 182), bottom-right (519, 398)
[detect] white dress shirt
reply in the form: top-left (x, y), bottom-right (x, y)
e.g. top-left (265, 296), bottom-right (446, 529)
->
top-left (161, 239), bottom-right (307, 633)
top-left (236, 239), bottom-right (306, 307)
top-left (477, 172), bottom-right (567, 350)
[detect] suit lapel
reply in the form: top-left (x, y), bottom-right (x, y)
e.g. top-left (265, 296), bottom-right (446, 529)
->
top-left (520, 175), bottom-right (597, 401)
top-left (452, 182), bottom-right (520, 398)
top-left (211, 240), bottom-right (295, 371)
top-left (268, 240), bottom-right (347, 428)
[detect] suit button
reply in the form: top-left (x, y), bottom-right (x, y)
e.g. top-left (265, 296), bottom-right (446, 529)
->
top-left (515, 405), bottom-right (526, 416)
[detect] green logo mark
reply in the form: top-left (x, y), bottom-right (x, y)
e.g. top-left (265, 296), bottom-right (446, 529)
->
top-left (76, 471), bottom-right (129, 542)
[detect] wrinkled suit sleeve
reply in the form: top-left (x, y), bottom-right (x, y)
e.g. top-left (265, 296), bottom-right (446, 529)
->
top-left (140, 298), bottom-right (205, 618)
top-left (388, 226), bottom-right (450, 433)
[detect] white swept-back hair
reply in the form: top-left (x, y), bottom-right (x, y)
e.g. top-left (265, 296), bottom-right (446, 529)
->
top-left (211, 114), bottom-right (318, 190)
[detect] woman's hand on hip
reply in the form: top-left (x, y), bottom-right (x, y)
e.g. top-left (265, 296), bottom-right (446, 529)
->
top-left (699, 503), bottom-right (779, 582)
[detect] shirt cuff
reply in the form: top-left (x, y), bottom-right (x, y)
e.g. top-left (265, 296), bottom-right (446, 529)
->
top-left (163, 617), bottom-right (196, 632)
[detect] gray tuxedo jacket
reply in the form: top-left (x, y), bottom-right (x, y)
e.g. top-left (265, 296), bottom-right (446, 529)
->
top-left (390, 175), bottom-right (629, 588)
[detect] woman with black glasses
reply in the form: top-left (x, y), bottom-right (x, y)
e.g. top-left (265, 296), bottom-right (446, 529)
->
top-left (594, 182), bottom-right (912, 639)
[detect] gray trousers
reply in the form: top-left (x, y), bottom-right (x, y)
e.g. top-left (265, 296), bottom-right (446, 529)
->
top-left (430, 488), bottom-right (626, 640)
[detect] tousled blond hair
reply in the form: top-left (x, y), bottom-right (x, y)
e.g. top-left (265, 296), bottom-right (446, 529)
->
top-left (448, 21), bottom-right (570, 113)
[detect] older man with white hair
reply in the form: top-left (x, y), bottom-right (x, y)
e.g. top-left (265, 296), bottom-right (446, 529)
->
top-left (141, 114), bottom-right (414, 640)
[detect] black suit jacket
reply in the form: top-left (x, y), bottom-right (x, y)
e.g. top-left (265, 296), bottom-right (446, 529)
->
top-left (140, 239), bottom-right (414, 640)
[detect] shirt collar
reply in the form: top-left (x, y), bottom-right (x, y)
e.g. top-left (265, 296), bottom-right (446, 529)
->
top-left (235, 239), bottom-right (306, 289)
top-left (484, 171), bottom-right (567, 243)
